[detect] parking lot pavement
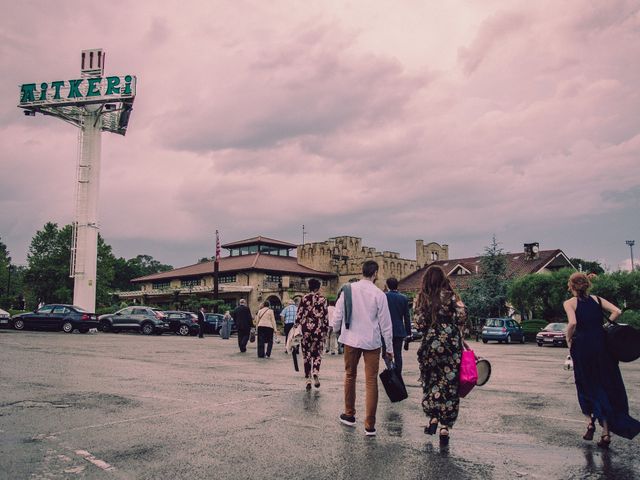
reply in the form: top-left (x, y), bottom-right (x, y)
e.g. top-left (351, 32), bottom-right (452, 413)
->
top-left (1, 329), bottom-right (638, 480)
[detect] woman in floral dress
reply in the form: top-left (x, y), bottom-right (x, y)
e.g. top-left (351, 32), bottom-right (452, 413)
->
top-left (295, 278), bottom-right (329, 390)
top-left (415, 265), bottom-right (468, 444)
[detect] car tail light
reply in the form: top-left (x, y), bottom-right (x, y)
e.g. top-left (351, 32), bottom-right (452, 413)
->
top-left (81, 314), bottom-right (90, 321)
top-left (502, 327), bottom-right (506, 332)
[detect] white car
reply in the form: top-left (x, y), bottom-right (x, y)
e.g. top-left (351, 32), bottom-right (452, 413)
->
top-left (0, 308), bottom-right (10, 327)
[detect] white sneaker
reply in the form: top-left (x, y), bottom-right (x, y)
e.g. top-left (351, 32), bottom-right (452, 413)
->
top-left (364, 428), bottom-right (377, 436)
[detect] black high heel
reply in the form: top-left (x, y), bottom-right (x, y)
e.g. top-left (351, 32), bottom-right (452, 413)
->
top-left (583, 420), bottom-right (596, 441)
top-left (424, 418), bottom-right (438, 435)
top-left (597, 434), bottom-right (611, 449)
top-left (439, 427), bottom-right (449, 445)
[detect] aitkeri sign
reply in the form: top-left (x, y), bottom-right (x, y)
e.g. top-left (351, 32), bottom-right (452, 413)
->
top-left (17, 49), bottom-right (136, 312)
top-left (19, 75), bottom-right (136, 108)
top-left (17, 49), bottom-right (136, 136)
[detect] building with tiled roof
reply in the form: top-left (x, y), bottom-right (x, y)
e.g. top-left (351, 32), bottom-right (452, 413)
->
top-left (399, 243), bottom-right (575, 294)
top-left (118, 236), bottom-right (337, 315)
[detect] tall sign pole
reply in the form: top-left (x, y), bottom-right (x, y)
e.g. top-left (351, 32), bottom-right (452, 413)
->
top-left (18, 49), bottom-right (136, 312)
top-left (213, 231), bottom-right (221, 311)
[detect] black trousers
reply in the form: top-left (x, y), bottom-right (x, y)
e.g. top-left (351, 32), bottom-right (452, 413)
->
top-left (257, 326), bottom-right (274, 358)
top-left (382, 337), bottom-right (407, 374)
top-left (238, 329), bottom-right (250, 352)
top-left (198, 322), bottom-right (205, 338)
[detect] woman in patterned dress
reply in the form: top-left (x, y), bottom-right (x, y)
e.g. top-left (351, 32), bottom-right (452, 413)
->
top-left (295, 278), bottom-right (329, 390)
top-left (415, 265), bottom-right (468, 444)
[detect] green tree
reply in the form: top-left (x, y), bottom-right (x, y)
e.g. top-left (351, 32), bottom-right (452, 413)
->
top-left (126, 254), bottom-right (173, 279)
top-left (570, 258), bottom-right (604, 275)
top-left (24, 223), bottom-right (122, 309)
top-left (462, 236), bottom-right (509, 319)
top-left (0, 237), bottom-right (12, 308)
top-left (24, 222), bottom-right (72, 307)
top-left (592, 270), bottom-right (640, 311)
top-left (508, 269), bottom-right (574, 321)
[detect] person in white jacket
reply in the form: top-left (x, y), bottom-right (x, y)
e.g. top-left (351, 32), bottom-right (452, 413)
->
top-left (333, 260), bottom-right (393, 436)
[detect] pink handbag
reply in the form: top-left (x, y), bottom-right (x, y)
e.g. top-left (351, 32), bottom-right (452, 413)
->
top-left (459, 345), bottom-right (478, 398)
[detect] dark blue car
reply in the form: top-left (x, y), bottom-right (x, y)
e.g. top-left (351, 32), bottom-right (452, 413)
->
top-left (11, 304), bottom-right (99, 333)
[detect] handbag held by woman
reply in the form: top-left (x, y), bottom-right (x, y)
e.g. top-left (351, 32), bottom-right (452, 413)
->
top-left (459, 344), bottom-right (478, 398)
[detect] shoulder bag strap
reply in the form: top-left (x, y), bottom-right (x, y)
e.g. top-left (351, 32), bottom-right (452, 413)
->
top-left (596, 296), bottom-right (613, 324)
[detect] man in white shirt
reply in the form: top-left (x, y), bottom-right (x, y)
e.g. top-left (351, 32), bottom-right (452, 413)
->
top-left (333, 260), bottom-right (393, 436)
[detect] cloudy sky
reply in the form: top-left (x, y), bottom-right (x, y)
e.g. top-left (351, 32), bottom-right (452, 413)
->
top-left (1, 1), bottom-right (639, 271)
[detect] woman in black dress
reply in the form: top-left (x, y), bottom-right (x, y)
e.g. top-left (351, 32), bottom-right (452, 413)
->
top-left (564, 272), bottom-right (640, 448)
top-left (415, 265), bottom-right (467, 444)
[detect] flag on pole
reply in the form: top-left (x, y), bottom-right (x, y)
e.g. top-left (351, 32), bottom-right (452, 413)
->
top-left (215, 230), bottom-right (221, 261)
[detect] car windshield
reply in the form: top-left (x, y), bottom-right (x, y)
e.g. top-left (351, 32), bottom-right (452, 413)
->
top-left (545, 323), bottom-right (567, 331)
top-left (485, 319), bottom-right (504, 327)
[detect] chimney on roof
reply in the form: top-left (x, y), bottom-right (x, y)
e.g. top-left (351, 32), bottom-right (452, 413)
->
top-left (524, 242), bottom-right (540, 261)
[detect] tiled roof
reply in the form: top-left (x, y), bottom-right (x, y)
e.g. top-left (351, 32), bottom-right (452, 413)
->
top-left (399, 249), bottom-right (574, 293)
top-left (132, 253), bottom-right (335, 283)
top-left (221, 236), bottom-right (296, 249)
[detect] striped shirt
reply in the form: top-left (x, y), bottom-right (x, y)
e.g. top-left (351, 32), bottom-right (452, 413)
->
top-left (280, 304), bottom-right (297, 324)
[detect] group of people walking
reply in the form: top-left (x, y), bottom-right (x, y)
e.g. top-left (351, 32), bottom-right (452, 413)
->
top-left (220, 263), bottom-right (638, 447)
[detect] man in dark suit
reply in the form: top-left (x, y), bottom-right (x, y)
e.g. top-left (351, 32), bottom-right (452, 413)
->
top-left (197, 306), bottom-right (206, 338)
top-left (384, 277), bottom-right (413, 374)
top-left (232, 299), bottom-right (253, 353)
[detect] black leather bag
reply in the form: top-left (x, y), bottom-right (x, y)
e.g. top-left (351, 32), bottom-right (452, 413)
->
top-left (598, 297), bottom-right (640, 363)
top-left (379, 358), bottom-right (408, 403)
top-left (603, 321), bottom-right (640, 363)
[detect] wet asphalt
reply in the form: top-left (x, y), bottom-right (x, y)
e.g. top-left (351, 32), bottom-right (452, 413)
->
top-left (0, 328), bottom-right (638, 480)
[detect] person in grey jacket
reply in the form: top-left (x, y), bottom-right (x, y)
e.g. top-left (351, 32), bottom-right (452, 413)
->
top-left (384, 277), bottom-right (413, 374)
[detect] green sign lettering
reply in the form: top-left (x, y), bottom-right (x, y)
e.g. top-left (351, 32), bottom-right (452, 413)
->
top-left (123, 76), bottom-right (132, 95)
top-left (105, 76), bottom-right (121, 95)
top-left (51, 81), bottom-right (65, 99)
top-left (67, 79), bottom-right (83, 99)
top-left (86, 77), bottom-right (102, 97)
top-left (38, 82), bottom-right (48, 101)
top-left (20, 84), bottom-right (36, 103)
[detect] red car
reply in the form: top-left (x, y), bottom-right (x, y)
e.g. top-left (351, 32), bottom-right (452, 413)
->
top-left (536, 323), bottom-right (568, 347)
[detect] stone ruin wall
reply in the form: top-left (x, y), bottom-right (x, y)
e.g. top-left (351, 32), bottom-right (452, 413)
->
top-left (297, 236), bottom-right (419, 289)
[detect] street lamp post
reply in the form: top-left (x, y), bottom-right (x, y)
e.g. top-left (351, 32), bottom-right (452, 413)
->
top-left (626, 240), bottom-right (635, 271)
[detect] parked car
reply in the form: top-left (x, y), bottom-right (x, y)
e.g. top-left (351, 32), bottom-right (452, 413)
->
top-left (11, 304), bottom-right (98, 333)
top-left (536, 323), bottom-right (568, 347)
top-left (0, 308), bottom-right (10, 328)
top-left (99, 307), bottom-right (169, 335)
top-left (203, 313), bottom-right (237, 335)
top-left (163, 311), bottom-right (200, 336)
top-left (482, 318), bottom-right (525, 344)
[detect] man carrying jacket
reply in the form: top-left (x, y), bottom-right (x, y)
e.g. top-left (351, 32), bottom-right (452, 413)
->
top-left (333, 260), bottom-right (393, 436)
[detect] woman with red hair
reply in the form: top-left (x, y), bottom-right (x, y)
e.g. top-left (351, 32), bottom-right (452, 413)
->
top-left (564, 272), bottom-right (640, 448)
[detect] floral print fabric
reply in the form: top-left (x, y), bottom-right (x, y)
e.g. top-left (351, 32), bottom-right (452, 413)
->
top-left (415, 292), bottom-right (467, 427)
top-left (296, 292), bottom-right (329, 377)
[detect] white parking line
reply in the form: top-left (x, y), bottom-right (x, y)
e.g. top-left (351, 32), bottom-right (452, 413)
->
top-left (75, 449), bottom-right (115, 471)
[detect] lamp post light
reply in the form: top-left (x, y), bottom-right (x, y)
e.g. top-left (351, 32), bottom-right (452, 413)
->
top-left (626, 240), bottom-right (635, 271)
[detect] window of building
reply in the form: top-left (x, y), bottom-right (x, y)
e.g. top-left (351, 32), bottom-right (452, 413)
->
top-left (265, 274), bottom-right (282, 283)
top-left (181, 278), bottom-right (201, 288)
top-left (431, 251), bottom-right (439, 261)
top-left (219, 274), bottom-right (236, 284)
top-left (152, 281), bottom-right (170, 290)
top-left (322, 279), bottom-right (328, 286)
